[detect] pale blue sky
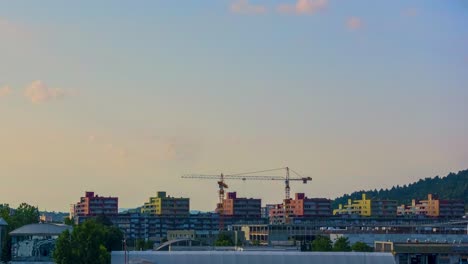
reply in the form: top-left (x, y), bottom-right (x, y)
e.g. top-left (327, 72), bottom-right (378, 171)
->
top-left (1, 0), bottom-right (467, 211)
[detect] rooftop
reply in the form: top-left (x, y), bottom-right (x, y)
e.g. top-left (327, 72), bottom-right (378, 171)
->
top-left (10, 223), bottom-right (71, 236)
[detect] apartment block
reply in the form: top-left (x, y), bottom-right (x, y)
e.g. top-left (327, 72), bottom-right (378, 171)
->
top-left (333, 194), bottom-right (397, 217)
top-left (72, 191), bottom-right (118, 217)
top-left (111, 212), bottom-right (266, 244)
top-left (397, 194), bottom-right (464, 218)
top-left (141, 191), bottom-right (190, 216)
top-left (222, 192), bottom-right (261, 218)
top-left (269, 193), bottom-right (332, 224)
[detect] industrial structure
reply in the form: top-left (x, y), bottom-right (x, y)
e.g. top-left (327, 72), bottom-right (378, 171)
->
top-left (182, 166), bottom-right (312, 228)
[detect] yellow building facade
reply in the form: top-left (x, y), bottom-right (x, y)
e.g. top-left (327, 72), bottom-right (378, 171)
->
top-left (141, 191), bottom-right (190, 216)
top-left (333, 193), bottom-right (372, 217)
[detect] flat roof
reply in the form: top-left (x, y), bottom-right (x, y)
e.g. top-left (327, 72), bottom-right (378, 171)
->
top-left (111, 251), bottom-right (396, 264)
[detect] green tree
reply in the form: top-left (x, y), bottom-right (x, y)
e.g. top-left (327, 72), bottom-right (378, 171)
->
top-left (64, 217), bottom-right (74, 226)
top-left (53, 230), bottom-right (75, 264)
top-left (13, 203), bottom-right (39, 227)
top-left (135, 239), bottom-right (154, 251)
top-left (1, 203), bottom-right (39, 261)
top-left (332, 170), bottom-right (468, 209)
top-left (311, 236), bottom-right (332, 252)
top-left (53, 219), bottom-right (123, 264)
top-left (351, 242), bottom-right (373, 252)
top-left (215, 233), bottom-right (234, 247)
top-left (333, 237), bottom-right (351, 252)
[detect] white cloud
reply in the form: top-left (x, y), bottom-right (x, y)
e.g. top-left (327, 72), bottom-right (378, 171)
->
top-left (230, 0), bottom-right (267, 14)
top-left (346, 16), bottom-right (363, 31)
top-left (0, 85), bottom-right (12, 98)
top-left (277, 0), bottom-right (328, 15)
top-left (24, 80), bottom-right (70, 103)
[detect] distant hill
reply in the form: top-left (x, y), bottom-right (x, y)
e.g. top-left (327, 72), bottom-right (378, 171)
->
top-left (332, 169), bottom-right (468, 208)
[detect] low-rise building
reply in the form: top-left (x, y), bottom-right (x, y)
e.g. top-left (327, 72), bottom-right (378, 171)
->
top-left (141, 191), bottom-right (190, 216)
top-left (9, 223), bottom-right (72, 264)
top-left (375, 241), bottom-right (468, 264)
top-left (72, 191), bottom-right (118, 218)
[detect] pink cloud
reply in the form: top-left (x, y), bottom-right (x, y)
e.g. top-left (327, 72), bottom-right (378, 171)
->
top-left (0, 18), bottom-right (29, 39)
top-left (0, 85), bottom-right (12, 98)
top-left (88, 135), bottom-right (96, 143)
top-left (277, 0), bottom-right (328, 15)
top-left (231, 0), bottom-right (267, 14)
top-left (24, 80), bottom-right (71, 103)
top-left (346, 16), bottom-right (363, 31)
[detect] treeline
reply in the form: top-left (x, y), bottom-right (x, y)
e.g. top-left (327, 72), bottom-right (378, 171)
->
top-left (333, 169), bottom-right (468, 208)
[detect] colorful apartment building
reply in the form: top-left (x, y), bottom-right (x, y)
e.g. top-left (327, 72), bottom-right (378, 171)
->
top-left (333, 193), bottom-right (372, 216)
top-left (141, 191), bottom-right (189, 216)
top-left (221, 192), bottom-right (261, 218)
top-left (72, 191), bottom-right (118, 217)
top-left (269, 193), bottom-right (332, 224)
top-left (333, 194), bottom-right (397, 217)
top-left (397, 194), bottom-right (464, 218)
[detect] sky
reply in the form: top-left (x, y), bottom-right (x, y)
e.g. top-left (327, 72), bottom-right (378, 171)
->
top-left (1, 0), bottom-right (467, 212)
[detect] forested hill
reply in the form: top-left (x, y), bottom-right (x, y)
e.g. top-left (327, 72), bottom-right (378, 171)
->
top-left (332, 169), bottom-right (468, 208)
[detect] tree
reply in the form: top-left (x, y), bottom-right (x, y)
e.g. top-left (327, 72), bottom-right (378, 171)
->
top-left (136, 239), bottom-right (154, 251)
top-left (53, 219), bottom-right (123, 264)
top-left (333, 237), bottom-right (351, 252)
top-left (13, 203), bottom-right (39, 227)
top-left (351, 242), bottom-right (373, 252)
top-left (1, 203), bottom-right (39, 261)
top-left (53, 230), bottom-right (75, 264)
top-left (332, 170), bottom-right (468, 209)
top-left (64, 217), bottom-right (74, 226)
top-left (214, 233), bottom-right (234, 247)
top-left (311, 236), bottom-right (332, 252)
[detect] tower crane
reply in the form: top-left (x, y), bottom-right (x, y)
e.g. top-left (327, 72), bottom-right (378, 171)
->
top-left (182, 167), bottom-right (312, 229)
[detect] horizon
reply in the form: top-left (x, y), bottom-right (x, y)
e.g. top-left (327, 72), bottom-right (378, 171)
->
top-left (5, 168), bottom-right (467, 213)
top-left (1, 0), bottom-right (467, 212)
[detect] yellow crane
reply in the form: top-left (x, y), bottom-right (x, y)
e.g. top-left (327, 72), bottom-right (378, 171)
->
top-left (182, 167), bottom-right (312, 229)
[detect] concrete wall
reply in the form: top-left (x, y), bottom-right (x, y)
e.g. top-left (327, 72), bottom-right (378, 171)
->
top-left (112, 251), bottom-right (396, 264)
